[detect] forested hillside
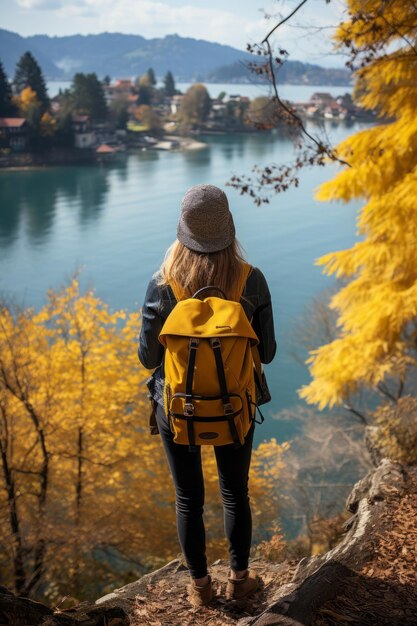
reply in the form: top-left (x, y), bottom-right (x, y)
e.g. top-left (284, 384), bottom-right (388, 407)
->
top-left (0, 28), bottom-right (351, 84)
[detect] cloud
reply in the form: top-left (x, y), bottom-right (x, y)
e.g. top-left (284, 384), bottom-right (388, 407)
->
top-left (16, 0), bottom-right (65, 8)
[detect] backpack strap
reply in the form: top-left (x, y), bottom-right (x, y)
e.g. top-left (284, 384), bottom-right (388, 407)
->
top-left (184, 337), bottom-right (199, 452)
top-left (210, 337), bottom-right (241, 448)
top-left (252, 344), bottom-right (263, 388)
top-left (238, 263), bottom-right (264, 387)
top-left (235, 261), bottom-right (253, 302)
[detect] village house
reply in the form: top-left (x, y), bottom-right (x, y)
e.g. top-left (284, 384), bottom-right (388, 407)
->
top-left (72, 115), bottom-right (95, 149)
top-left (113, 78), bottom-right (133, 92)
top-left (104, 78), bottom-right (136, 106)
top-left (224, 94), bottom-right (250, 105)
top-left (0, 118), bottom-right (29, 151)
top-left (310, 92), bottom-right (335, 107)
top-left (170, 94), bottom-right (184, 115)
top-left (95, 143), bottom-right (117, 161)
top-left (297, 92), bottom-right (359, 121)
top-left (304, 104), bottom-right (321, 119)
top-left (324, 102), bottom-right (348, 120)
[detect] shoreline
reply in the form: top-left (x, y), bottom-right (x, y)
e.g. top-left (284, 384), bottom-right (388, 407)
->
top-left (0, 115), bottom-right (374, 170)
top-left (0, 136), bottom-right (207, 170)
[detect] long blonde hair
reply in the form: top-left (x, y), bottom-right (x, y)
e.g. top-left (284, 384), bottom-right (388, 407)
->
top-left (157, 239), bottom-right (247, 301)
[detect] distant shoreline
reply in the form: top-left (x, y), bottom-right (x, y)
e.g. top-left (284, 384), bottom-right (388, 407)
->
top-left (0, 136), bottom-right (208, 170)
top-left (44, 80), bottom-right (354, 101)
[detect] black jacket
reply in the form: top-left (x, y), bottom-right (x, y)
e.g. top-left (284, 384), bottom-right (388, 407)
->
top-left (138, 266), bottom-right (277, 407)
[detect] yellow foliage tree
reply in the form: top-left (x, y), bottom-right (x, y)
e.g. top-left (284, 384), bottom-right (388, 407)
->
top-left (300, 0), bottom-right (417, 411)
top-left (14, 86), bottom-right (43, 132)
top-left (0, 279), bottom-right (288, 603)
top-left (40, 111), bottom-right (56, 137)
top-left (15, 86), bottom-right (39, 115)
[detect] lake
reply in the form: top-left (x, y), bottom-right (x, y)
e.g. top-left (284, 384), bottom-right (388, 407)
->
top-left (0, 117), bottom-right (364, 446)
top-left (48, 80), bottom-right (352, 102)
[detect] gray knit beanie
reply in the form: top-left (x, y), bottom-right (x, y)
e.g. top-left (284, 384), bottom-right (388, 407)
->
top-left (177, 183), bottom-right (236, 253)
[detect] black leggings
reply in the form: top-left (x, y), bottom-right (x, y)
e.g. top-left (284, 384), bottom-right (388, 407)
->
top-left (155, 402), bottom-right (255, 579)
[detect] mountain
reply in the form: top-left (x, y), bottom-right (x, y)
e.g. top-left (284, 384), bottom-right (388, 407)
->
top-left (0, 28), bottom-right (351, 86)
top-left (0, 29), bottom-right (253, 81)
top-left (207, 60), bottom-right (352, 86)
top-left (0, 29), bottom-right (60, 78)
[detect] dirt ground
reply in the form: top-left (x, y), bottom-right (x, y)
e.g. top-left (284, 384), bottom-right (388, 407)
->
top-left (130, 558), bottom-right (299, 626)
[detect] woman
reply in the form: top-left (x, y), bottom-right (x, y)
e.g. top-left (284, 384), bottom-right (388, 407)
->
top-left (138, 183), bottom-right (276, 606)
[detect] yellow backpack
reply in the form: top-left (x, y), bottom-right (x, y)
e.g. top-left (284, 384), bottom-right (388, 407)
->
top-left (158, 263), bottom-right (263, 449)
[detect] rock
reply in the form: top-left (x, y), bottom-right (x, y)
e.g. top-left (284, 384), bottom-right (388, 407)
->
top-left (346, 457), bottom-right (407, 511)
top-left (240, 459), bottom-right (417, 626)
top-left (0, 585), bottom-right (73, 626)
top-left (94, 558), bottom-right (188, 611)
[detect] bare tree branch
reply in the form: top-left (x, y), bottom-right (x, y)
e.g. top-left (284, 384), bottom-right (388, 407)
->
top-left (261, 0), bottom-right (309, 43)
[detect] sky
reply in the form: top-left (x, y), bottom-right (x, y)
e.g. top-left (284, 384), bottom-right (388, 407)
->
top-left (0, 0), bottom-right (348, 67)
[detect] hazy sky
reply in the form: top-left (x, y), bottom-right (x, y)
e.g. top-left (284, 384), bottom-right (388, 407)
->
top-left (1, 0), bottom-right (348, 67)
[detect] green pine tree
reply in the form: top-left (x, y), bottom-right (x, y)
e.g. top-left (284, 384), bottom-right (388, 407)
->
top-left (163, 71), bottom-right (176, 97)
top-left (0, 60), bottom-right (16, 116)
top-left (13, 51), bottom-right (49, 112)
top-left (71, 73), bottom-right (108, 122)
top-left (146, 67), bottom-right (157, 86)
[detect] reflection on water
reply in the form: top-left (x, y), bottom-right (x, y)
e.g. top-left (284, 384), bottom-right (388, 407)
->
top-left (205, 129), bottom-right (296, 162)
top-left (0, 127), bottom-right (339, 253)
top-left (0, 163), bottom-right (129, 246)
top-left (182, 145), bottom-right (211, 167)
top-left (0, 172), bottom-right (57, 246)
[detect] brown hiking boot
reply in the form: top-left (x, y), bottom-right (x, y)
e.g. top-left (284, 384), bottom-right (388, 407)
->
top-left (225, 570), bottom-right (260, 600)
top-left (187, 575), bottom-right (214, 607)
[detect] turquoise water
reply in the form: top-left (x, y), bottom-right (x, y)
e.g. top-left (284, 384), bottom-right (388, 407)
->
top-left (0, 123), bottom-right (364, 445)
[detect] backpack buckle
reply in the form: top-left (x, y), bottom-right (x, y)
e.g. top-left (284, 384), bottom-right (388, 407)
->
top-left (224, 402), bottom-right (234, 415)
top-left (210, 337), bottom-right (221, 349)
top-left (189, 338), bottom-right (199, 349)
top-left (184, 403), bottom-right (194, 416)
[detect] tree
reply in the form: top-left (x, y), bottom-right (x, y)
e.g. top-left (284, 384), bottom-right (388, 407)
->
top-left (55, 111), bottom-right (74, 148)
top-left (133, 104), bottom-right (162, 133)
top-left (274, 405), bottom-right (371, 551)
top-left (13, 51), bottom-right (49, 112)
top-left (163, 71), bottom-right (176, 97)
top-left (299, 1), bottom-right (417, 417)
top-left (0, 279), bottom-right (288, 602)
top-left (39, 111), bottom-right (56, 138)
top-left (178, 84), bottom-right (211, 128)
top-left (71, 73), bottom-right (108, 122)
top-left (135, 82), bottom-right (152, 105)
top-left (0, 280), bottom-right (147, 598)
top-left (0, 61), bottom-right (16, 116)
top-left (134, 73), bottom-right (154, 105)
top-left (14, 86), bottom-right (43, 148)
top-left (369, 396), bottom-right (417, 466)
top-left (146, 67), bottom-right (157, 87)
top-left (247, 96), bottom-right (283, 129)
top-left (110, 94), bottom-right (129, 130)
